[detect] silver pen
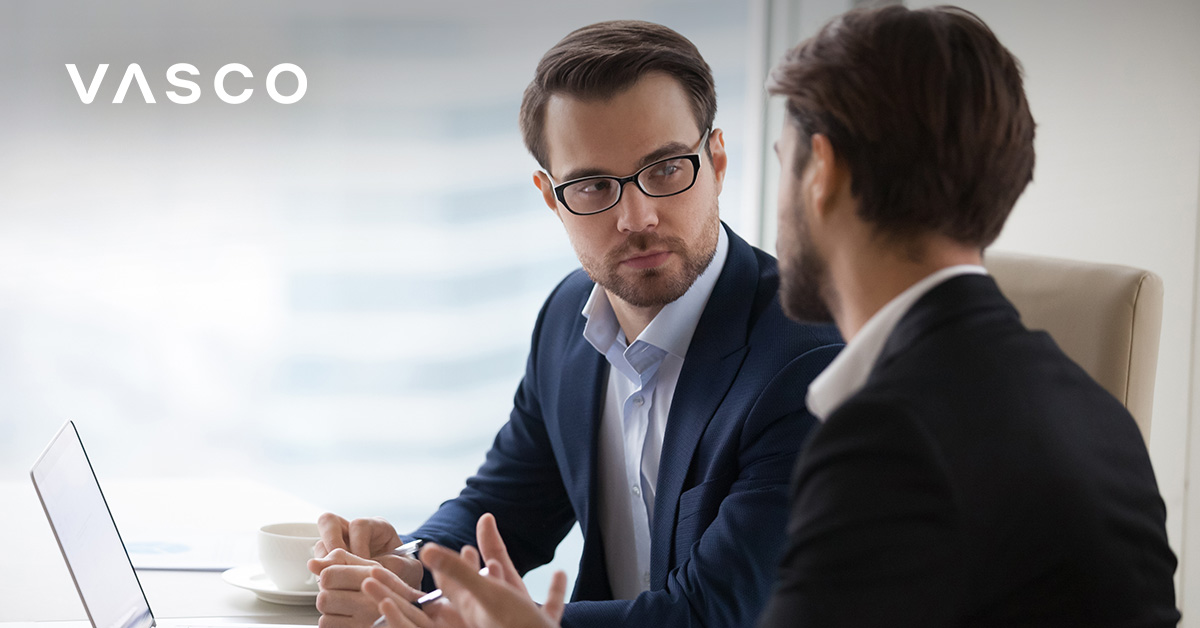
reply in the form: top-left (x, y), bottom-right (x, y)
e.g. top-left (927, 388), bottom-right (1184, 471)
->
top-left (389, 539), bottom-right (424, 558)
top-left (371, 566), bottom-right (490, 628)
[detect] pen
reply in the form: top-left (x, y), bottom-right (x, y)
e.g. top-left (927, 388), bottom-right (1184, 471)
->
top-left (389, 539), bottom-right (423, 558)
top-left (414, 567), bottom-right (488, 608)
top-left (370, 566), bottom-right (490, 628)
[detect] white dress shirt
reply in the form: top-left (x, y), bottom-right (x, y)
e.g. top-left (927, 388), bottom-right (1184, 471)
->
top-left (581, 227), bottom-right (729, 600)
top-left (806, 264), bottom-right (988, 421)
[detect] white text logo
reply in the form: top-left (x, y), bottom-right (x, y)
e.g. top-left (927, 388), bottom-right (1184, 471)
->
top-left (65, 63), bottom-right (307, 104)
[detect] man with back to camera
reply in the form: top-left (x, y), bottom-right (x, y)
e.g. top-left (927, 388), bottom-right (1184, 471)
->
top-left (353, 5), bottom-right (1181, 628)
top-left (307, 20), bottom-right (843, 628)
top-left (756, 4), bottom-right (1179, 625)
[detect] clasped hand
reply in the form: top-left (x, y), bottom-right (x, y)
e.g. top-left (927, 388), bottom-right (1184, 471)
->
top-left (307, 513), bottom-right (425, 628)
top-left (308, 512), bottom-right (565, 628)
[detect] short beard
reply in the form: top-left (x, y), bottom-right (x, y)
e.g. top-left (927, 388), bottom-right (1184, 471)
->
top-left (779, 205), bottom-right (836, 324)
top-left (587, 203), bottom-right (719, 308)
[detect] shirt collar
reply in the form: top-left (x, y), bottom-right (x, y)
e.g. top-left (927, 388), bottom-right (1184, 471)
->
top-left (805, 264), bottom-right (988, 421)
top-left (582, 225), bottom-right (730, 360)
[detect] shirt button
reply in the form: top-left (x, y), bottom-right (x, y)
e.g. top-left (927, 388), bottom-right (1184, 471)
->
top-left (643, 572), bottom-right (651, 586)
top-left (632, 485), bottom-right (641, 497)
top-left (633, 396), bottom-right (644, 407)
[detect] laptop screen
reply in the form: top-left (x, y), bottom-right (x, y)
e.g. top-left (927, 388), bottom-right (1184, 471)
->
top-left (31, 421), bottom-right (155, 628)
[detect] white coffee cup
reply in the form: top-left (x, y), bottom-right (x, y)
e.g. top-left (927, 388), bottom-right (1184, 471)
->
top-left (258, 522), bottom-right (321, 591)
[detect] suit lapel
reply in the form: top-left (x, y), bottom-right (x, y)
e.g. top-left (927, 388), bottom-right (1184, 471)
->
top-left (649, 226), bottom-right (758, 585)
top-left (556, 312), bottom-right (609, 535)
top-left (554, 298), bottom-right (611, 599)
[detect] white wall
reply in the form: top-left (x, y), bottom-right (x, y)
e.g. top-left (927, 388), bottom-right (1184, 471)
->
top-left (908, 0), bottom-right (1200, 612)
top-left (761, 0), bottom-right (1200, 614)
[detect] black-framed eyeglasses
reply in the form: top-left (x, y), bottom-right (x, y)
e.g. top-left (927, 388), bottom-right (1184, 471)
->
top-left (548, 128), bottom-right (711, 216)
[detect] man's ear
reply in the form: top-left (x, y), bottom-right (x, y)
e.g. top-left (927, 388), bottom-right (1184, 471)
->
top-left (532, 171), bottom-right (560, 214)
top-left (807, 133), bottom-right (844, 220)
top-left (708, 128), bottom-right (728, 194)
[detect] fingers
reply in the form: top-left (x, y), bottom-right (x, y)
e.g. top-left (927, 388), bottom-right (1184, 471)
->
top-left (318, 561), bottom-right (378, 591)
top-left (347, 516), bottom-right (401, 560)
top-left (315, 536), bottom-right (419, 592)
top-left (459, 545), bottom-right (482, 569)
top-left (377, 596), bottom-right (432, 628)
top-left (543, 571), bottom-right (568, 622)
top-left (421, 543), bottom-right (558, 628)
top-left (316, 586), bottom-right (380, 621)
top-left (482, 558), bottom-right (516, 589)
top-left (317, 613), bottom-right (372, 628)
top-left (316, 586), bottom-right (378, 627)
top-left (318, 513), bottom-right (401, 562)
top-left (474, 513), bottom-right (523, 590)
top-left (375, 554), bottom-right (426, 590)
top-left (348, 517), bottom-right (376, 559)
top-left (311, 548), bottom-right (379, 577)
top-left (364, 576), bottom-right (441, 628)
top-left (474, 513), bottom-right (507, 561)
top-left (314, 559), bottom-right (385, 628)
top-left (318, 512), bottom-right (351, 558)
top-left (422, 544), bottom-right (507, 609)
top-left (366, 566), bottom-right (423, 602)
top-left (421, 598), bottom-right (471, 628)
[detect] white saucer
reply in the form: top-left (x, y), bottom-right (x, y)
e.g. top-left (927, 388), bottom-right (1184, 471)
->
top-left (222, 564), bottom-right (318, 606)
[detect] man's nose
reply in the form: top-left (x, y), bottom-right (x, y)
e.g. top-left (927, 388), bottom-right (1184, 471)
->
top-left (613, 181), bottom-right (659, 233)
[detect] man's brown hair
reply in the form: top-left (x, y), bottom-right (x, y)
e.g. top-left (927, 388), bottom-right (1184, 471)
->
top-left (768, 5), bottom-right (1036, 248)
top-left (519, 20), bottom-right (716, 173)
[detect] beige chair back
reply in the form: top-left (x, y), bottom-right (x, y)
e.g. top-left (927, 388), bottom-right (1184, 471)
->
top-left (983, 251), bottom-right (1163, 442)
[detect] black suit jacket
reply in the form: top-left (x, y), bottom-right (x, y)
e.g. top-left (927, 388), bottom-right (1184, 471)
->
top-left (412, 225), bottom-right (843, 627)
top-left (758, 274), bottom-right (1179, 627)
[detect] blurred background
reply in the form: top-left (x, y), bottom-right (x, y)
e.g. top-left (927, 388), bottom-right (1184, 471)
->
top-left (1, 0), bottom-right (1198, 615)
top-left (0, 0), bottom-right (756, 596)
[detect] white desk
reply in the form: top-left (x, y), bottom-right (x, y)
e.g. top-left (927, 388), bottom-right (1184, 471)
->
top-left (0, 478), bottom-right (323, 625)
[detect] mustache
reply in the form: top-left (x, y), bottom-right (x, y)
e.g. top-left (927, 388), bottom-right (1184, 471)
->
top-left (606, 233), bottom-right (683, 263)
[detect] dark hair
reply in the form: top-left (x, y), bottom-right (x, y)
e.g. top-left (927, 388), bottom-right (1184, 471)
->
top-left (519, 20), bottom-right (716, 171)
top-left (767, 5), bottom-right (1036, 248)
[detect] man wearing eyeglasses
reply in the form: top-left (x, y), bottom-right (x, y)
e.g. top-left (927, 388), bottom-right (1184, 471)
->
top-left (309, 20), bottom-right (842, 628)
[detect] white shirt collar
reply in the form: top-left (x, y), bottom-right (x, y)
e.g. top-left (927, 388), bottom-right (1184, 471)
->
top-left (582, 226), bottom-right (730, 358)
top-left (806, 264), bottom-right (988, 421)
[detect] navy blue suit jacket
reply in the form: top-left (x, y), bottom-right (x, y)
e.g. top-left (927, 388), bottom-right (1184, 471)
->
top-left (411, 225), bottom-right (842, 627)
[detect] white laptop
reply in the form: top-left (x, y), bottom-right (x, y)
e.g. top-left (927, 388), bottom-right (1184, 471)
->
top-left (30, 421), bottom-right (311, 628)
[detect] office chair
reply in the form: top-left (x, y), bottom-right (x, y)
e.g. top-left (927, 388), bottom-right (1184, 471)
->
top-left (984, 251), bottom-right (1164, 442)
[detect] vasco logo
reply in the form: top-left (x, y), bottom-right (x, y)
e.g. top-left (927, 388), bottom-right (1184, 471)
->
top-left (65, 63), bottom-right (307, 104)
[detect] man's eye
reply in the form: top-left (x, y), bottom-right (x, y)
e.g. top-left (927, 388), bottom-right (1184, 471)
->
top-left (578, 179), bottom-right (611, 195)
top-left (648, 160), bottom-right (684, 179)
